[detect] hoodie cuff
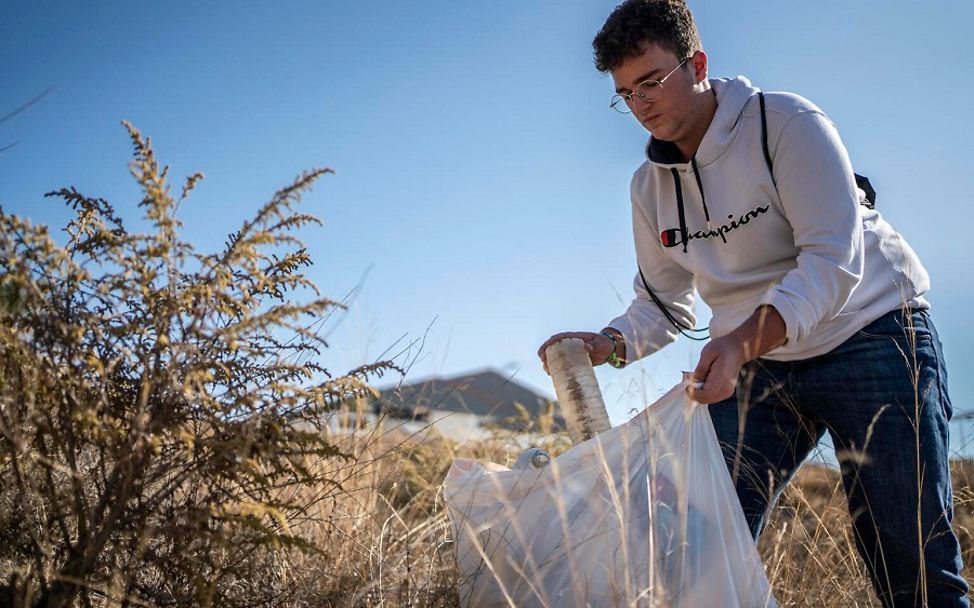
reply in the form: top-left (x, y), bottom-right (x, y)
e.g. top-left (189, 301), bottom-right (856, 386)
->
top-left (605, 316), bottom-right (670, 364)
top-left (760, 291), bottom-right (800, 346)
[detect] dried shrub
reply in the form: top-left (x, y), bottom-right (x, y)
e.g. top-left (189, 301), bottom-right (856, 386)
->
top-left (0, 122), bottom-right (396, 607)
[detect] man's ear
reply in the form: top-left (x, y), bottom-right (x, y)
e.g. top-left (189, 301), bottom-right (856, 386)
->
top-left (689, 50), bottom-right (709, 84)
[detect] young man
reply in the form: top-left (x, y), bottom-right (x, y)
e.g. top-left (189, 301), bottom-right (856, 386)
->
top-left (538, 1), bottom-right (968, 606)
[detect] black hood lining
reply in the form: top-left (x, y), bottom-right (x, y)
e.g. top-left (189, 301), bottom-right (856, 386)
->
top-left (646, 138), bottom-right (685, 164)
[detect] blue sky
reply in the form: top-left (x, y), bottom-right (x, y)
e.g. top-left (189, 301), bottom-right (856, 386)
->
top-left (4, 1), bottom-right (973, 455)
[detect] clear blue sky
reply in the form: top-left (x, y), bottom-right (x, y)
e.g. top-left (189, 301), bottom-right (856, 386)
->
top-left (4, 1), bottom-right (973, 455)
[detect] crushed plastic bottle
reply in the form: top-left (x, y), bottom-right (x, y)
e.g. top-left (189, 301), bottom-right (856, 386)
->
top-left (512, 447), bottom-right (551, 470)
top-left (545, 338), bottom-right (611, 443)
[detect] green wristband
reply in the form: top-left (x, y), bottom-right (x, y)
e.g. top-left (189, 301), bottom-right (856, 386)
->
top-left (600, 331), bottom-right (626, 369)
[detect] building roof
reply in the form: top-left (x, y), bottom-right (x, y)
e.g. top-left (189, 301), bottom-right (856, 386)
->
top-left (374, 368), bottom-right (559, 425)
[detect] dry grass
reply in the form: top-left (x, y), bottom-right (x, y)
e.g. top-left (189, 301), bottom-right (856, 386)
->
top-left (760, 463), bottom-right (883, 606)
top-left (263, 415), bottom-right (974, 608)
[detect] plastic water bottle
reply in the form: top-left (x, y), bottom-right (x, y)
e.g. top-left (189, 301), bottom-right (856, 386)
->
top-left (512, 447), bottom-right (551, 470)
top-left (546, 338), bottom-right (611, 444)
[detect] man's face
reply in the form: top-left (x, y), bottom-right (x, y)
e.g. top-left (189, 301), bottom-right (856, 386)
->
top-left (610, 43), bottom-right (700, 143)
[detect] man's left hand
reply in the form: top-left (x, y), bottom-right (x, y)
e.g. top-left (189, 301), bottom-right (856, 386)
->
top-left (687, 334), bottom-right (747, 404)
top-left (688, 304), bottom-right (787, 404)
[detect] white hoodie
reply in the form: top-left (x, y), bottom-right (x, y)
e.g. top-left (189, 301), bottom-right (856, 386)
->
top-left (608, 76), bottom-right (929, 362)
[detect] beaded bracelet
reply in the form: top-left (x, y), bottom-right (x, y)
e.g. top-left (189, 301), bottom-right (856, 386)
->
top-left (599, 331), bottom-right (626, 369)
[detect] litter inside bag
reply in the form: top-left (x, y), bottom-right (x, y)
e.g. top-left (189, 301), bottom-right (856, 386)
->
top-left (444, 381), bottom-right (779, 607)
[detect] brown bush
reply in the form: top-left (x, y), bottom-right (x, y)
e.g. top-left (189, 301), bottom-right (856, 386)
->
top-left (0, 122), bottom-right (395, 607)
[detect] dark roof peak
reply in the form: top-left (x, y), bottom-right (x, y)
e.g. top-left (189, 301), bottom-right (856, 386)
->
top-left (375, 368), bottom-right (556, 420)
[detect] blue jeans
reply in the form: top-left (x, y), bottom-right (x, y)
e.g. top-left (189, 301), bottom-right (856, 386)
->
top-left (709, 309), bottom-right (969, 608)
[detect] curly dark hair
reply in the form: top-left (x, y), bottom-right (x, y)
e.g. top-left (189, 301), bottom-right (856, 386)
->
top-left (593, 0), bottom-right (702, 72)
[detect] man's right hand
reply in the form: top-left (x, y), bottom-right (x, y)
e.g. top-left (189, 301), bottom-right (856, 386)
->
top-left (537, 331), bottom-right (615, 375)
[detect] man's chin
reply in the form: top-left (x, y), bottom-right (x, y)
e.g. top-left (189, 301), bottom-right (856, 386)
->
top-left (647, 126), bottom-right (672, 140)
top-left (644, 120), bottom-right (671, 138)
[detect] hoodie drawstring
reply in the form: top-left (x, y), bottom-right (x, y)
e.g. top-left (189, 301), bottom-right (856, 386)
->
top-left (670, 168), bottom-right (689, 253)
top-left (690, 157), bottom-right (714, 234)
top-left (671, 160), bottom-right (717, 253)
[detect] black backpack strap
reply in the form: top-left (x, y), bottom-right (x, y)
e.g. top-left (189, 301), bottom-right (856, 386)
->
top-left (855, 174), bottom-right (876, 209)
top-left (759, 90), bottom-right (876, 208)
top-left (637, 266), bottom-right (709, 341)
top-left (758, 92), bottom-right (777, 189)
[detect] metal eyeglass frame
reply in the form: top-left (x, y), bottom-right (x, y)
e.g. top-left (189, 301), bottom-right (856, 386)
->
top-left (610, 56), bottom-right (691, 114)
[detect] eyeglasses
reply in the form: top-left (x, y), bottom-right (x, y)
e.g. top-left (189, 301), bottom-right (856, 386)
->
top-left (610, 57), bottom-right (691, 114)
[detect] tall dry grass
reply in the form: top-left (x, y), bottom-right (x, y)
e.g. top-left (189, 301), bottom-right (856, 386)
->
top-left (261, 407), bottom-right (974, 607)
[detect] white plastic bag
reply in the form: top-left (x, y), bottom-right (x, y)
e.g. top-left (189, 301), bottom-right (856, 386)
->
top-left (444, 381), bottom-right (778, 607)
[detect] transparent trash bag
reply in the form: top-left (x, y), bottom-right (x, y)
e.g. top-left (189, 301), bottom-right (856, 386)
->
top-left (444, 381), bottom-right (779, 607)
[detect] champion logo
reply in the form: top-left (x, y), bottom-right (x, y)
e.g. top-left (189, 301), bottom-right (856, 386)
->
top-left (660, 204), bottom-right (770, 248)
top-left (660, 229), bottom-right (682, 248)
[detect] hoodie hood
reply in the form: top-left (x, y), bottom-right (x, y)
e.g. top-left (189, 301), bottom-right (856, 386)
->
top-left (646, 76), bottom-right (760, 167)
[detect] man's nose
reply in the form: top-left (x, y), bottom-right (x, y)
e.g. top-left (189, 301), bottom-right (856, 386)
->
top-left (631, 93), bottom-right (654, 116)
top-left (631, 92), bottom-right (654, 109)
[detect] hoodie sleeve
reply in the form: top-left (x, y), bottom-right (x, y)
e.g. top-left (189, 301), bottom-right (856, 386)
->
top-left (759, 108), bottom-right (864, 345)
top-left (607, 173), bottom-right (697, 362)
